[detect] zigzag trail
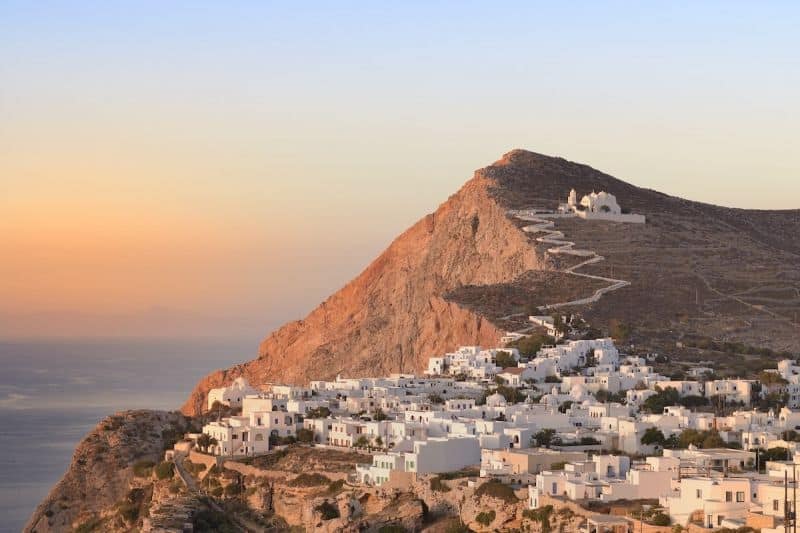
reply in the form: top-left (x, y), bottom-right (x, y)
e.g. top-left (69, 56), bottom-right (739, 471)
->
top-left (510, 210), bottom-right (630, 310)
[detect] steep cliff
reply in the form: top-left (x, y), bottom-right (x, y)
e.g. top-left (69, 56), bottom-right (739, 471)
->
top-left (184, 149), bottom-right (800, 415)
top-left (25, 410), bottom-right (190, 533)
top-left (183, 161), bottom-right (545, 414)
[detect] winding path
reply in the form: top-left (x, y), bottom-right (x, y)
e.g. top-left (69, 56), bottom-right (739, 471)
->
top-left (510, 210), bottom-right (631, 310)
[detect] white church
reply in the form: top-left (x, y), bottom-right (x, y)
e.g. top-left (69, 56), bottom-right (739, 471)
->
top-left (558, 188), bottom-right (645, 223)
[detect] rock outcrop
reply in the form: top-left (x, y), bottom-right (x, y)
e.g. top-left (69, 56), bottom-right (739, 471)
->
top-left (184, 149), bottom-right (800, 415)
top-left (25, 410), bottom-right (189, 533)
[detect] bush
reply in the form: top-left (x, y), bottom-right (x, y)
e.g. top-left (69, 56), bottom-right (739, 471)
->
top-left (429, 476), bottom-right (452, 493)
top-left (474, 479), bottom-right (518, 503)
top-left (133, 460), bottom-right (155, 478)
top-left (475, 510), bottom-right (496, 526)
top-left (289, 473), bottom-right (331, 487)
top-left (507, 333), bottom-right (554, 357)
top-left (314, 500), bottom-right (340, 520)
top-left (495, 350), bottom-right (516, 369)
top-left (192, 507), bottom-right (240, 533)
top-left (523, 505), bottom-right (554, 533)
top-left (154, 461), bottom-right (174, 480)
top-left (296, 428), bottom-right (314, 443)
top-left (649, 512), bottom-right (670, 526)
top-left (306, 406), bottom-right (331, 419)
top-left (224, 483), bottom-right (242, 497)
top-left (210, 486), bottom-right (223, 497)
top-left (327, 479), bottom-right (345, 493)
top-left (74, 518), bottom-right (104, 533)
top-left (118, 501), bottom-right (139, 523)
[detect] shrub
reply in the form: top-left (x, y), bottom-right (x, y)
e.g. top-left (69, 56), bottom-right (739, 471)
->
top-left (296, 428), bottom-right (314, 443)
top-left (649, 512), bottom-right (670, 526)
top-left (224, 483), bottom-right (243, 496)
top-left (430, 476), bottom-right (452, 493)
top-left (133, 460), bottom-right (155, 478)
top-left (154, 461), bottom-right (174, 480)
top-left (118, 501), bottom-right (139, 523)
top-left (306, 406), bottom-right (331, 419)
top-left (314, 500), bottom-right (340, 520)
top-left (74, 518), bottom-right (104, 533)
top-left (289, 472), bottom-right (331, 487)
top-left (474, 479), bottom-right (518, 503)
top-left (475, 510), bottom-right (496, 526)
top-left (192, 507), bottom-right (240, 532)
top-left (327, 479), bottom-right (346, 493)
top-left (210, 486), bottom-right (223, 497)
top-left (523, 505), bottom-right (554, 533)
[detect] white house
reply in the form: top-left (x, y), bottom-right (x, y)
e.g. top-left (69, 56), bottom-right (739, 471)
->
top-left (207, 377), bottom-right (259, 410)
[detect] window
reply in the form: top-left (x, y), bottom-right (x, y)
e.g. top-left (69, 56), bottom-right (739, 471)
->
top-left (718, 516), bottom-right (724, 526)
top-left (725, 491), bottom-right (732, 502)
top-left (736, 492), bottom-right (745, 502)
top-left (774, 500), bottom-right (780, 511)
top-left (696, 489), bottom-right (703, 498)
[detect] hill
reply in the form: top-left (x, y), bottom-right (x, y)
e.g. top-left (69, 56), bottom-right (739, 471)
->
top-left (183, 149), bottom-right (800, 414)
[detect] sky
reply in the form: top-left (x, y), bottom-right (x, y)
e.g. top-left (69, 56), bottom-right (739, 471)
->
top-left (1, 1), bottom-right (798, 339)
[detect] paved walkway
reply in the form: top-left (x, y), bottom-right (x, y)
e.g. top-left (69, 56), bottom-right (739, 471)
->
top-left (510, 210), bottom-right (631, 311)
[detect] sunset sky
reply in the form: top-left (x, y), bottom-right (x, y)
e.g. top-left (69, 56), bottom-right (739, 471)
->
top-left (2, 1), bottom-right (798, 339)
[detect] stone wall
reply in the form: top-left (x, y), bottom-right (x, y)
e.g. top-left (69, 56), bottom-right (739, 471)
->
top-left (222, 459), bottom-right (350, 482)
top-left (188, 450), bottom-right (220, 479)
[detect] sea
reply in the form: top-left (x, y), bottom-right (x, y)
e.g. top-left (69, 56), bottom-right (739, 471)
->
top-left (0, 337), bottom-right (256, 533)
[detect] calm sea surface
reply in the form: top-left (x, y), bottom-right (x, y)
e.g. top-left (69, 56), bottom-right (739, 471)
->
top-left (0, 337), bottom-right (255, 533)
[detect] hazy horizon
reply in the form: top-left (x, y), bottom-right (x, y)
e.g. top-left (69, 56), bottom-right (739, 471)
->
top-left (3, 1), bottom-right (799, 338)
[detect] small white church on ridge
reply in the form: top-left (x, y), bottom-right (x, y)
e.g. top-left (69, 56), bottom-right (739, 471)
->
top-left (558, 188), bottom-right (645, 223)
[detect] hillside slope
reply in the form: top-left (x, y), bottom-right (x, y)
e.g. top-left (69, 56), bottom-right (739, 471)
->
top-left (183, 150), bottom-right (800, 415)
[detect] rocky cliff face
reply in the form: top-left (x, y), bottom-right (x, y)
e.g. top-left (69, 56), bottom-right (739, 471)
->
top-left (26, 410), bottom-right (189, 533)
top-left (183, 159), bottom-right (546, 414)
top-left (184, 149), bottom-right (800, 415)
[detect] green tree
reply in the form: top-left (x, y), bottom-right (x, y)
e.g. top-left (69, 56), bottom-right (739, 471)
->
top-left (507, 333), bottom-right (555, 357)
top-left (642, 387), bottom-right (681, 414)
top-left (495, 350), bottom-right (516, 369)
top-left (296, 428), bottom-right (314, 443)
top-left (641, 427), bottom-right (666, 446)
top-left (307, 406), bottom-right (331, 419)
top-left (533, 429), bottom-right (561, 448)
